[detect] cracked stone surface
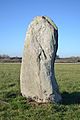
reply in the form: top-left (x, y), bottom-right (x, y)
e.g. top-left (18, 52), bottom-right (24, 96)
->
top-left (20, 16), bottom-right (62, 103)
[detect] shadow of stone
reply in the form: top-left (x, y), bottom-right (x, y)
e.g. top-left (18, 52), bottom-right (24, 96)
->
top-left (61, 91), bottom-right (80, 105)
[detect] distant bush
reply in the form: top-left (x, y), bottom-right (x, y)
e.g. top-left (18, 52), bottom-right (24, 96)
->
top-left (0, 54), bottom-right (10, 59)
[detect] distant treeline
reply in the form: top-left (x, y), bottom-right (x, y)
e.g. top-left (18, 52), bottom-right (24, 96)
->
top-left (56, 57), bottom-right (80, 63)
top-left (0, 54), bottom-right (80, 63)
top-left (0, 55), bottom-right (22, 63)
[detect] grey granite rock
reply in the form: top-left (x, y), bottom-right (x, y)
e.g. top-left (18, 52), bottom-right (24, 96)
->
top-left (20, 16), bottom-right (62, 103)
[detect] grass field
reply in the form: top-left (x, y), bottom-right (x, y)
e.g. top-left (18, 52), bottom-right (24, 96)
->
top-left (0, 63), bottom-right (80, 120)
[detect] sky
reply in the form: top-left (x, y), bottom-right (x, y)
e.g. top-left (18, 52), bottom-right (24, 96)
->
top-left (0, 0), bottom-right (80, 57)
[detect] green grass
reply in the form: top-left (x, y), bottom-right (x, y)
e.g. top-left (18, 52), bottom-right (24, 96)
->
top-left (0, 63), bottom-right (80, 120)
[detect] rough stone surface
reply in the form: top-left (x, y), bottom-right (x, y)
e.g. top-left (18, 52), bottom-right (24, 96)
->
top-left (20, 16), bottom-right (62, 103)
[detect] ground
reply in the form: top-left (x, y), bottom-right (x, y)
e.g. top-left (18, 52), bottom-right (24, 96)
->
top-left (0, 63), bottom-right (80, 120)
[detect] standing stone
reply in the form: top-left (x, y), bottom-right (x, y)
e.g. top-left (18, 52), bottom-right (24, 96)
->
top-left (20, 16), bottom-right (62, 103)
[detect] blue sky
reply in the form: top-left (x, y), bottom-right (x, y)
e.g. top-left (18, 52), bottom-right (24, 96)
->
top-left (0, 0), bottom-right (80, 57)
